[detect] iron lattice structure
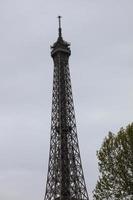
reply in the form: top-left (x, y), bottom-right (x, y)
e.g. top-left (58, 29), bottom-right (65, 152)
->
top-left (44, 17), bottom-right (89, 200)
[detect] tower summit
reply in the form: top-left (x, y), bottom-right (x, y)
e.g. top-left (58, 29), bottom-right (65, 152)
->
top-left (44, 17), bottom-right (89, 200)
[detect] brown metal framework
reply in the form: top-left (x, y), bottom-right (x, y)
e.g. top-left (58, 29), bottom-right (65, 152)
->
top-left (44, 17), bottom-right (89, 200)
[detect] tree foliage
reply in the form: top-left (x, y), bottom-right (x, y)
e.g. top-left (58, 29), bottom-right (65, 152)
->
top-left (93, 123), bottom-right (133, 200)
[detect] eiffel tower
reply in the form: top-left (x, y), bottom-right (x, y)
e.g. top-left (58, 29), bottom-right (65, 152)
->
top-left (44, 16), bottom-right (89, 200)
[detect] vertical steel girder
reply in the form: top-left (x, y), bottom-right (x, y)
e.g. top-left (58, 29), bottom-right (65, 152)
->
top-left (44, 39), bottom-right (89, 200)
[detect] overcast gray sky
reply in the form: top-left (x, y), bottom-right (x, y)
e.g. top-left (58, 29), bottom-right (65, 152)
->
top-left (0, 0), bottom-right (133, 200)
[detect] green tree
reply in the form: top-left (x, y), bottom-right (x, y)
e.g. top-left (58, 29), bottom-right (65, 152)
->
top-left (93, 123), bottom-right (133, 200)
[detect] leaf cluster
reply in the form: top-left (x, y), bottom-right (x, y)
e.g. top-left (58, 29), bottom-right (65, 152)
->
top-left (93, 123), bottom-right (133, 200)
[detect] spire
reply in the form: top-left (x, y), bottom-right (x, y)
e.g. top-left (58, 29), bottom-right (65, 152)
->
top-left (58, 16), bottom-right (62, 38)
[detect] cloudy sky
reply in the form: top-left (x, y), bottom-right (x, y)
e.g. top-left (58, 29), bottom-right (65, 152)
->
top-left (0, 0), bottom-right (133, 199)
